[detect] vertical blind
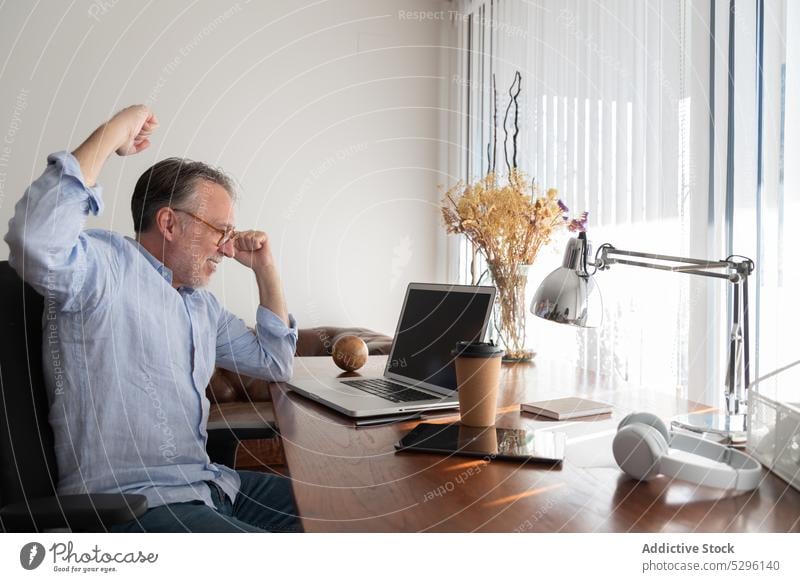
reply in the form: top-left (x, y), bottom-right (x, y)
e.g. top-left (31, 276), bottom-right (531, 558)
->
top-left (752, 0), bottom-right (798, 381)
top-left (446, 0), bottom-right (796, 405)
top-left (448, 0), bottom-right (712, 400)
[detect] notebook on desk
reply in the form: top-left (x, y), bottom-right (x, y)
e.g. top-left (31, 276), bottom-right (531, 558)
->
top-left (287, 282), bottom-right (496, 418)
top-left (520, 397), bottom-right (613, 420)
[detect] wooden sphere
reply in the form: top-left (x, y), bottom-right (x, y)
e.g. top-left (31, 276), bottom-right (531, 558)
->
top-left (332, 335), bottom-right (369, 372)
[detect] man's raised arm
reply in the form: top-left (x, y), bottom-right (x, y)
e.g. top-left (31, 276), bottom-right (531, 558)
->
top-left (4, 106), bottom-right (158, 309)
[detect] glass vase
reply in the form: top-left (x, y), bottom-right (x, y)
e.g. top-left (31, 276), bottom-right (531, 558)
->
top-left (490, 263), bottom-right (535, 362)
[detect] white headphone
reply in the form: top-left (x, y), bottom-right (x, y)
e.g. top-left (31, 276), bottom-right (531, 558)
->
top-left (612, 412), bottom-right (762, 491)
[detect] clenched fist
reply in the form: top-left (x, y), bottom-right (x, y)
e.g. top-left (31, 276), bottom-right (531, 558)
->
top-left (231, 230), bottom-right (276, 271)
top-left (72, 104), bottom-right (160, 186)
top-left (109, 105), bottom-right (159, 156)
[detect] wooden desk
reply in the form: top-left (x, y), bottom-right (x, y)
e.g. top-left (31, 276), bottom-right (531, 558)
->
top-left (270, 356), bottom-right (800, 532)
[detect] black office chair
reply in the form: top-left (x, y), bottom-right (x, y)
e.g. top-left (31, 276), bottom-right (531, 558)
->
top-left (0, 260), bottom-right (148, 531)
top-left (0, 260), bottom-right (274, 532)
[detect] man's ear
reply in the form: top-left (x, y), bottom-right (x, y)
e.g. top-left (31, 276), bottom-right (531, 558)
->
top-left (154, 207), bottom-right (179, 242)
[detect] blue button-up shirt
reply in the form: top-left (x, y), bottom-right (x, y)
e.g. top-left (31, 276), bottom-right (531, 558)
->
top-left (4, 151), bottom-right (298, 509)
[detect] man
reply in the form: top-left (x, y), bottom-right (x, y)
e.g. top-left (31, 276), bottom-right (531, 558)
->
top-left (4, 105), bottom-right (301, 532)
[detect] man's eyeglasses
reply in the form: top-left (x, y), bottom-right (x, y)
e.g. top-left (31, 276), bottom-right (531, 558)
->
top-left (173, 209), bottom-right (237, 246)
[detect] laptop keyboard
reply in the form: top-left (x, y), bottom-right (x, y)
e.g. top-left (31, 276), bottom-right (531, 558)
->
top-left (342, 378), bottom-right (436, 403)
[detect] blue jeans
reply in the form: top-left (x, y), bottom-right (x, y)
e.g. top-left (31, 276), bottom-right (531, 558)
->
top-left (110, 471), bottom-right (302, 533)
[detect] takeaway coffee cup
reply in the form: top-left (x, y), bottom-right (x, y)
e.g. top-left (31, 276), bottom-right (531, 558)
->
top-left (452, 341), bottom-right (505, 427)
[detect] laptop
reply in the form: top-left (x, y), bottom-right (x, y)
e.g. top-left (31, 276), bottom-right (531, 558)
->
top-left (288, 283), bottom-right (496, 418)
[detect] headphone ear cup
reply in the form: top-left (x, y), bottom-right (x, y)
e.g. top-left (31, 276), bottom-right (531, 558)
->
top-left (617, 412), bottom-right (670, 444)
top-left (613, 423), bottom-right (669, 481)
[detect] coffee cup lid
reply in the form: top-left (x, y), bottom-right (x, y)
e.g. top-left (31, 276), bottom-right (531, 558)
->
top-left (451, 341), bottom-right (505, 358)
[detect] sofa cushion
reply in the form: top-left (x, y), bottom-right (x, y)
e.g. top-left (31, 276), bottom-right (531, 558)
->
top-left (296, 327), bottom-right (392, 357)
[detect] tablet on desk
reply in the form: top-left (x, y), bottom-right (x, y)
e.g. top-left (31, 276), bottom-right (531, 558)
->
top-left (394, 422), bottom-right (566, 464)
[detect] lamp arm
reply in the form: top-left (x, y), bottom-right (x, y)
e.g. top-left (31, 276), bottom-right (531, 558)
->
top-left (594, 246), bottom-right (753, 282)
top-left (591, 242), bottom-right (754, 420)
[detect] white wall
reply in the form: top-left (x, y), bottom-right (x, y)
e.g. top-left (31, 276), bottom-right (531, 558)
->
top-left (0, 0), bottom-right (452, 335)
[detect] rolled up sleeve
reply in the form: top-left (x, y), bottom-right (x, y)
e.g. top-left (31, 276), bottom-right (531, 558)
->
top-left (4, 151), bottom-right (109, 311)
top-left (215, 305), bottom-right (298, 382)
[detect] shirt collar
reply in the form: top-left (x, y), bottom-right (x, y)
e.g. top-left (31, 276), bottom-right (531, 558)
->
top-left (125, 236), bottom-right (196, 292)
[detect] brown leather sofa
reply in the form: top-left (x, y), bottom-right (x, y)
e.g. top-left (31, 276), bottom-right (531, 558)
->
top-left (206, 326), bottom-right (392, 470)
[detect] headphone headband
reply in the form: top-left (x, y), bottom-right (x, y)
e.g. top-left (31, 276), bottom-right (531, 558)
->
top-left (663, 433), bottom-right (761, 491)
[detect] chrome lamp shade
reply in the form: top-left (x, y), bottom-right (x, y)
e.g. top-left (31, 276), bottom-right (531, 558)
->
top-left (530, 233), bottom-right (602, 328)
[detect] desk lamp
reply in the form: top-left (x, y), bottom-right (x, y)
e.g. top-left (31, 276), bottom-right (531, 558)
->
top-left (531, 232), bottom-right (754, 444)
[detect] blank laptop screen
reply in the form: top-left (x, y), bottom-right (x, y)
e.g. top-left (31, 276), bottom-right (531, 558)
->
top-left (387, 287), bottom-right (492, 390)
